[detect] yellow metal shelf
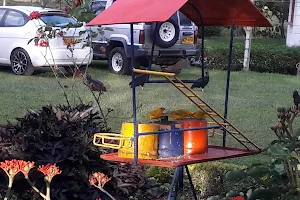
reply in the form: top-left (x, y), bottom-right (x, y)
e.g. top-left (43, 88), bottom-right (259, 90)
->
top-left (93, 133), bottom-right (132, 149)
top-left (133, 69), bottom-right (176, 77)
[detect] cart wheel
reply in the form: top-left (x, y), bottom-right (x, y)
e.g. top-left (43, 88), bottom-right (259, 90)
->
top-left (153, 19), bottom-right (179, 48)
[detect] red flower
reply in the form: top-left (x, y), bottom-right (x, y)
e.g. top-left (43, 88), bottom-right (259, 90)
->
top-left (65, 5), bottom-right (71, 14)
top-left (0, 160), bottom-right (20, 177)
top-left (0, 160), bottom-right (34, 178)
top-left (38, 164), bottom-right (61, 182)
top-left (19, 161), bottom-right (35, 178)
top-left (29, 11), bottom-right (41, 20)
top-left (89, 172), bottom-right (111, 188)
top-left (232, 196), bottom-right (245, 200)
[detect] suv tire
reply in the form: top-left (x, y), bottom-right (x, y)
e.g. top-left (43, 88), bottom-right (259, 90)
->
top-left (108, 47), bottom-right (141, 75)
top-left (10, 49), bottom-right (34, 76)
top-left (154, 19), bottom-right (179, 48)
top-left (108, 47), bottom-right (131, 75)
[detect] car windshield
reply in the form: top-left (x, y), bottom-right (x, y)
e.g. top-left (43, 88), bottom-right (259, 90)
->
top-left (40, 13), bottom-right (77, 27)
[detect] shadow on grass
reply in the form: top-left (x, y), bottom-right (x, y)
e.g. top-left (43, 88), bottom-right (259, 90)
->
top-left (0, 65), bottom-right (13, 75)
top-left (0, 59), bottom-right (110, 78)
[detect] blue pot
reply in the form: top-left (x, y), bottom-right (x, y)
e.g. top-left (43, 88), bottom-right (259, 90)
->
top-left (158, 124), bottom-right (184, 158)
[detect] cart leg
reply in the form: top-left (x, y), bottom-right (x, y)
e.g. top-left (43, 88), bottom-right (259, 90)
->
top-left (185, 165), bottom-right (197, 200)
top-left (175, 167), bottom-right (183, 198)
top-left (178, 166), bottom-right (184, 189)
top-left (167, 167), bottom-right (180, 200)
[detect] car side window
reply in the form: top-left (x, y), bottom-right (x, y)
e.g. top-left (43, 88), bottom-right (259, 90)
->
top-left (4, 10), bottom-right (26, 27)
top-left (0, 9), bottom-right (6, 22)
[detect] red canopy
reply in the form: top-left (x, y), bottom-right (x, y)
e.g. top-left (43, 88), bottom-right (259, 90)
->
top-left (87, 0), bottom-right (272, 27)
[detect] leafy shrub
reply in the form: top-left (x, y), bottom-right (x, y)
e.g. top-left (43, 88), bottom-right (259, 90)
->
top-left (197, 41), bottom-right (300, 75)
top-left (208, 105), bottom-right (300, 200)
top-left (188, 162), bottom-right (245, 198)
top-left (0, 104), bottom-right (145, 200)
top-left (204, 42), bottom-right (245, 71)
top-left (249, 45), bottom-right (300, 75)
top-left (145, 166), bottom-right (173, 183)
top-left (199, 27), bottom-right (223, 37)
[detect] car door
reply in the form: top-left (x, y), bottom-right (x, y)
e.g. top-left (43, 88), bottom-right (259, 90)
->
top-left (89, 0), bottom-right (109, 57)
top-left (0, 9), bottom-right (29, 64)
top-left (0, 8), bottom-right (8, 64)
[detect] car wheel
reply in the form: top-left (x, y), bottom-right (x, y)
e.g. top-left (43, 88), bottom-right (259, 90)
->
top-left (108, 47), bottom-right (131, 75)
top-left (64, 65), bottom-right (87, 76)
top-left (10, 49), bottom-right (34, 76)
top-left (154, 19), bottom-right (179, 48)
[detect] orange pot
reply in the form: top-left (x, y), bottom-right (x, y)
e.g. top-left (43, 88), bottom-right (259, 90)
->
top-left (183, 119), bottom-right (208, 155)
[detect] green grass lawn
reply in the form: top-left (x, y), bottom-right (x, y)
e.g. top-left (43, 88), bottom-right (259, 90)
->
top-left (0, 60), bottom-right (299, 165)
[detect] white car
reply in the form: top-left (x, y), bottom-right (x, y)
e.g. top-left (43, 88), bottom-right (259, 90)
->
top-left (0, 6), bottom-right (93, 75)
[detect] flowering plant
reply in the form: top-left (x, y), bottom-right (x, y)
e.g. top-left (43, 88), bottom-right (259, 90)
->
top-left (0, 160), bottom-right (61, 200)
top-left (0, 159), bottom-right (115, 200)
top-left (89, 172), bottom-right (115, 200)
top-left (29, 11), bottom-right (41, 20)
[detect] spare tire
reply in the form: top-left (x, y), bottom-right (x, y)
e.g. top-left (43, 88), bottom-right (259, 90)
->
top-left (153, 19), bottom-right (179, 48)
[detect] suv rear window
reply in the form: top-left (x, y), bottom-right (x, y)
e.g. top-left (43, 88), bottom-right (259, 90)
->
top-left (40, 13), bottom-right (77, 27)
top-left (179, 12), bottom-right (192, 26)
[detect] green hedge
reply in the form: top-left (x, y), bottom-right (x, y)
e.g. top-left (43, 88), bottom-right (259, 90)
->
top-left (198, 27), bottom-right (223, 37)
top-left (200, 40), bottom-right (300, 75)
top-left (188, 162), bottom-right (246, 199)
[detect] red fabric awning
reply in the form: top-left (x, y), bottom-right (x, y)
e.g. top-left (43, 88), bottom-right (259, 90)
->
top-left (87, 0), bottom-right (272, 27)
top-left (88, 0), bottom-right (187, 26)
top-left (181, 0), bottom-right (272, 27)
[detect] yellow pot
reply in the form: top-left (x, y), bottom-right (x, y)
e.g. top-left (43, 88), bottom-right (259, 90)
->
top-left (118, 122), bottom-right (159, 159)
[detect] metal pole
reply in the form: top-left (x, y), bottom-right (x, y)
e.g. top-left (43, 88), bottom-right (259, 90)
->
top-left (3, 0), bottom-right (5, 6)
top-left (131, 24), bottom-right (138, 165)
top-left (223, 21), bottom-right (235, 147)
top-left (200, 22), bottom-right (204, 80)
top-left (185, 165), bottom-right (197, 200)
top-left (167, 167), bottom-right (180, 200)
top-left (148, 23), bottom-right (158, 70)
top-left (186, 2), bottom-right (205, 80)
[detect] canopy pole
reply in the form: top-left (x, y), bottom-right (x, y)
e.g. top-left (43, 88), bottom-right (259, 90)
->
top-left (223, 21), bottom-right (235, 147)
top-left (130, 24), bottom-right (138, 166)
top-left (186, 2), bottom-right (205, 80)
